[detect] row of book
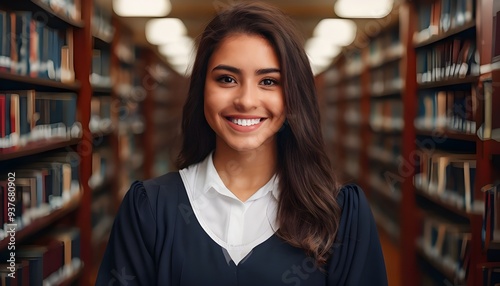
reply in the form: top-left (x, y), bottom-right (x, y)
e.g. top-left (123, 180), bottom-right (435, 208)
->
top-left (0, 152), bottom-right (80, 235)
top-left (89, 96), bottom-right (113, 135)
top-left (344, 77), bottom-right (362, 99)
top-left (368, 29), bottom-right (403, 68)
top-left (0, 10), bottom-right (74, 82)
top-left (344, 129), bottom-right (361, 152)
top-left (113, 68), bottom-right (146, 102)
top-left (370, 202), bottom-right (400, 242)
top-left (115, 29), bottom-right (136, 65)
top-left (323, 86), bottom-right (342, 103)
top-left (92, 3), bottom-right (114, 43)
top-left (91, 48), bottom-right (112, 88)
top-left (147, 63), bottom-right (174, 158)
top-left (344, 50), bottom-right (363, 78)
top-left (478, 63), bottom-right (500, 141)
top-left (368, 166), bottom-right (402, 203)
top-left (482, 263), bottom-right (500, 286)
top-left (370, 99), bottom-right (404, 132)
top-left (416, 38), bottom-right (478, 84)
top-left (482, 183), bottom-right (500, 250)
top-left (418, 214), bottom-right (471, 283)
top-left (368, 133), bottom-right (402, 166)
top-left (39, 0), bottom-right (81, 22)
top-left (343, 147), bottom-right (361, 180)
top-left (323, 105), bottom-right (338, 144)
top-left (370, 62), bottom-right (403, 96)
top-left (0, 91), bottom-right (80, 149)
top-left (415, 89), bottom-right (477, 135)
top-left (414, 0), bottom-right (475, 43)
top-left (91, 190), bottom-right (114, 247)
top-left (343, 102), bottom-right (362, 127)
top-left (414, 151), bottom-right (479, 213)
top-left (0, 227), bottom-right (81, 285)
top-left (495, 11), bottom-right (500, 58)
top-left (88, 148), bottom-right (113, 191)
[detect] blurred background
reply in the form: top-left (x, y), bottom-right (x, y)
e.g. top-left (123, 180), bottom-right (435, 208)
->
top-left (0, 0), bottom-right (499, 285)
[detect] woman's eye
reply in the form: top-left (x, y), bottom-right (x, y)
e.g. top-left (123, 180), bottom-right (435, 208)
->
top-left (218, 76), bottom-right (236, 84)
top-left (261, 78), bottom-right (277, 86)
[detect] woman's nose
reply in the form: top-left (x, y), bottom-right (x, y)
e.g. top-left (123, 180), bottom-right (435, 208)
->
top-left (233, 83), bottom-right (258, 111)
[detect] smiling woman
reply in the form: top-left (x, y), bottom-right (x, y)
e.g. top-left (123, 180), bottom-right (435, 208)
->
top-left (96, 2), bottom-right (388, 286)
top-left (204, 34), bottom-right (286, 159)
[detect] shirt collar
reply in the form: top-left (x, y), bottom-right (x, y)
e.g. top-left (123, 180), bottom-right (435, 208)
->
top-left (192, 152), bottom-right (280, 202)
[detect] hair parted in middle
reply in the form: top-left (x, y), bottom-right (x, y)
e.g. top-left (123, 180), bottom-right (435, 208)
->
top-left (177, 1), bottom-right (341, 266)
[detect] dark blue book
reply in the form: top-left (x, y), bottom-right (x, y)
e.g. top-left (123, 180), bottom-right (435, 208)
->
top-left (15, 11), bottom-right (31, 76)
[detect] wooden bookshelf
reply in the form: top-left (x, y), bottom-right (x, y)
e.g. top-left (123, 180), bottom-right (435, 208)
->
top-left (0, 0), bottom-right (84, 29)
top-left (415, 186), bottom-right (480, 219)
top-left (317, 0), bottom-right (499, 285)
top-left (58, 263), bottom-right (84, 286)
top-left (0, 72), bottom-right (81, 92)
top-left (0, 0), bottom-right (189, 284)
top-left (416, 130), bottom-right (477, 142)
top-left (0, 191), bottom-right (82, 250)
top-left (91, 84), bottom-right (112, 95)
top-left (416, 242), bottom-right (465, 285)
top-left (413, 20), bottom-right (476, 49)
top-left (0, 138), bottom-right (81, 160)
top-left (417, 76), bottom-right (480, 90)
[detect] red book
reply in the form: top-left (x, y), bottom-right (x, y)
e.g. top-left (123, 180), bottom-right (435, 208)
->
top-left (0, 94), bottom-right (5, 137)
top-left (492, 66), bottom-right (500, 133)
top-left (0, 180), bottom-right (8, 226)
top-left (494, 11), bottom-right (500, 57)
top-left (30, 237), bottom-right (64, 279)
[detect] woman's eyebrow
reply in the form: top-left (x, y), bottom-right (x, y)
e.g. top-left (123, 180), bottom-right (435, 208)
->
top-left (212, 64), bottom-right (241, 74)
top-left (256, 68), bottom-right (280, 75)
top-left (212, 65), bottom-right (280, 76)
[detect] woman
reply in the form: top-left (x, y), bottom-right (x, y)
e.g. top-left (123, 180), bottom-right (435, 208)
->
top-left (96, 2), bottom-right (388, 285)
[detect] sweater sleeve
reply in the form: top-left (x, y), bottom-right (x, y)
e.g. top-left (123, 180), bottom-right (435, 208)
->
top-left (327, 184), bottom-right (388, 286)
top-left (95, 181), bottom-right (157, 286)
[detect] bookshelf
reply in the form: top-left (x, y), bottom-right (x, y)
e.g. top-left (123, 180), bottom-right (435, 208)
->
top-left (318, 0), bottom-right (500, 285)
top-left (0, 0), bottom-right (187, 284)
top-left (0, 0), bottom-right (87, 284)
top-left (140, 48), bottom-right (188, 179)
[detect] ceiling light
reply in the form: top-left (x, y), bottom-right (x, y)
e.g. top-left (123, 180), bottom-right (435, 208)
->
top-left (167, 54), bottom-right (194, 66)
top-left (308, 55), bottom-right (333, 76)
top-left (335, 0), bottom-right (393, 18)
top-left (305, 38), bottom-right (341, 59)
top-left (158, 37), bottom-right (195, 57)
top-left (313, 19), bottom-right (356, 46)
top-left (171, 62), bottom-right (193, 77)
top-left (146, 18), bottom-right (187, 45)
top-left (113, 0), bottom-right (171, 17)
top-left (307, 46), bottom-right (340, 76)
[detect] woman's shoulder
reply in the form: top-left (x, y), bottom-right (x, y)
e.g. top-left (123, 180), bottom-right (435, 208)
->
top-left (139, 171), bottom-right (185, 202)
top-left (336, 183), bottom-right (369, 210)
top-left (143, 171), bottom-right (183, 188)
top-left (125, 172), bottom-right (183, 198)
top-left (120, 172), bottom-right (186, 223)
top-left (335, 183), bottom-right (376, 233)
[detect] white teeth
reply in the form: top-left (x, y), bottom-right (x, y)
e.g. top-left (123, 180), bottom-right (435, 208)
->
top-left (231, 118), bottom-right (261, 126)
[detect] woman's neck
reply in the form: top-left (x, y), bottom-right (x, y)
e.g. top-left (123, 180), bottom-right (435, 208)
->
top-left (212, 144), bottom-right (278, 202)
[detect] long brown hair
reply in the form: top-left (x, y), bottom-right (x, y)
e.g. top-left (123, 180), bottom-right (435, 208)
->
top-left (177, 1), bottom-right (341, 266)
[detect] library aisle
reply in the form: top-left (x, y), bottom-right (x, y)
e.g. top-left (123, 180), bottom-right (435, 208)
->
top-left (0, 0), bottom-right (499, 285)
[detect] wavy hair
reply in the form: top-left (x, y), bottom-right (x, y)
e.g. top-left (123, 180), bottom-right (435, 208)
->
top-left (177, 1), bottom-right (341, 266)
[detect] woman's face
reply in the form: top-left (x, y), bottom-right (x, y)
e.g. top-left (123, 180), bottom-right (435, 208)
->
top-left (204, 33), bottom-right (286, 153)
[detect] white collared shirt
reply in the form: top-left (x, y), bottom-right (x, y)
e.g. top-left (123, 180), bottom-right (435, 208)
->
top-left (179, 153), bottom-right (280, 265)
